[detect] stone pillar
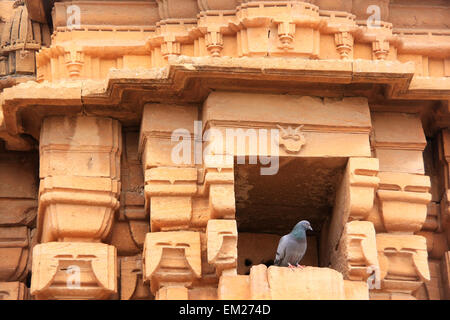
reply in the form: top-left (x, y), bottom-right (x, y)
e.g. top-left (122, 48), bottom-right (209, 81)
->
top-left (327, 157), bottom-right (379, 299)
top-left (0, 151), bottom-right (38, 299)
top-left (368, 111), bottom-right (432, 299)
top-left (139, 103), bottom-right (236, 299)
top-left (30, 116), bottom-right (121, 300)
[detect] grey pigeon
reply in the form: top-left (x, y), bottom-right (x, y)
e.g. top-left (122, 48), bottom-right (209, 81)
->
top-left (274, 220), bottom-right (313, 268)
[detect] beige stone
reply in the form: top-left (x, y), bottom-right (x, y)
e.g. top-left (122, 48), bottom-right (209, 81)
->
top-left (1, 0), bottom-right (450, 302)
top-left (143, 231), bottom-right (202, 294)
top-left (120, 255), bottom-right (152, 300)
top-left (376, 234), bottom-right (430, 294)
top-left (343, 280), bottom-right (369, 300)
top-left (0, 281), bottom-right (29, 300)
top-left (326, 157), bottom-right (379, 266)
top-left (206, 219), bottom-right (237, 276)
top-left (377, 172), bottom-right (431, 233)
top-left (331, 221), bottom-right (379, 281)
top-left (30, 242), bottom-right (117, 300)
top-left (0, 226), bottom-right (30, 282)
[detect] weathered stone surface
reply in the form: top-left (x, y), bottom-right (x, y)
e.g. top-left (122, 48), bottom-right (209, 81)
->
top-left (143, 231), bottom-right (202, 294)
top-left (376, 172), bottom-right (431, 233)
top-left (0, 281), bottom-right (29, 300)
top-left (331, 221), bottom-right (379, 281)
top-left (30, 242), bottom-right (117, 300)
top-left (1, 0), bottom-right (450, 301)
top-left (218, 265), bottom-right (347, 300)
top-left (376, 234), bottom-right (430, 294)
top-left (206, 219), bottom-right (237, 276)
top-left (120, 255), bottom-right (152, 300)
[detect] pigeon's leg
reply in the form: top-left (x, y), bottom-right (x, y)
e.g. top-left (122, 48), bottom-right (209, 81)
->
top-left (288, 263), bottom-right (296, 271)
top-left (296, 264), bottom-right (306, 269)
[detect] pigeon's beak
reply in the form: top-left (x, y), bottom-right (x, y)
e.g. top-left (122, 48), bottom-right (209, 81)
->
top-left (308, 226), bottom-right (313, 231)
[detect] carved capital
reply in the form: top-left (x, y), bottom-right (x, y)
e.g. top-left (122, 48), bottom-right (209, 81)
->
top-left (120, 256), bottom-right (152, 300)
top-left (143, 231), bottom-right (202, 294)
top-left (30, 242), bottom-right (117, 300)
top-left (205, 30), bottom-right (223, 57)
top-left (334, 32), bottom-right (353, 60)
top-left (376, 234), bottom-right (430, 294)
top-left (377, 172), bottom-right (431, 233)
top-left (206, 219), bottom-right (237, 276)
top-left (277, 22), bottom-right (295, 51)
top-left (331, 221), bottom-right (379, 281)
top-left (372, 38), bottom-right (390, 60)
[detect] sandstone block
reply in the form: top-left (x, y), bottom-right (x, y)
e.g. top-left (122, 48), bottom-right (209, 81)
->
top-left (143, 231), bottom-right (202, 294)
top-left (206, 219), bottom-right (237, 276)
top-left (376, 234), bottom-right (430, 294)
top-left (31, 242), bottom-right (117, 300)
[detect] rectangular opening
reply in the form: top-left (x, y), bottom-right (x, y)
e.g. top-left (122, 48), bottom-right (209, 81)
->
top-left (235, 157), bottom-right (347, 275)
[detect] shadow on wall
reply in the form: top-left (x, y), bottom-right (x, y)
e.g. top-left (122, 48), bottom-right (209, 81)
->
top-left (238, 233), bottom-right (319, 275)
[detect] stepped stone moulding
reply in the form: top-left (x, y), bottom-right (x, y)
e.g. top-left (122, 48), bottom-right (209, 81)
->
top-left (37, 176), bottom-right (120, 242)
top-left (37, 116), bottom-right (122, 242)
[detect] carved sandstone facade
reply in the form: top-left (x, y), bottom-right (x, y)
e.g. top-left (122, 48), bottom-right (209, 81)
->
top-left (0, 0), bottom-right (449, 300)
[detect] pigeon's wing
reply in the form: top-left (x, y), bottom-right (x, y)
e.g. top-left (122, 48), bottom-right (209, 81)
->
top-left (274, 235), bottom-right (290, 266)
top-left (284, 238), bottom-right (307, 266)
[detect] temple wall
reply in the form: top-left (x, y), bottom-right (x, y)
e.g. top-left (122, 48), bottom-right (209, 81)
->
top-left (0, 0), bottom-right (449, 300)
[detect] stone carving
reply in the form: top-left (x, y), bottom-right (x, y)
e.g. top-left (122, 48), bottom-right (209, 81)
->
top-left (30, 242), bottom-right (117, 300)
top-left (331, 221), bottom-right (379, 281)
top-left (0, 226), bottom-right (30, 282)
top-left (206, 219), bottom-right (237, 276)
top-left (377, 172), bottom-right (431, 233)
top-left (326, 157), bottom-right (379, 267)
top-left (375, 234), bottom-right (430, 296)
top-left (0, 0), bottom-right (449, 301)
top-left (120, 256), bottom-right (152, 300)
top-left (334, 32), bottom-right (353, 60)
top-left (276, 125), bottom-right (306, 154)
top-left (143, 231), bottom-right (202, 294)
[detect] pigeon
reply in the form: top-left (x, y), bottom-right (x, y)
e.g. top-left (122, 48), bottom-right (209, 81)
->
top-left (274, 220), bottom-right (313, 269)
